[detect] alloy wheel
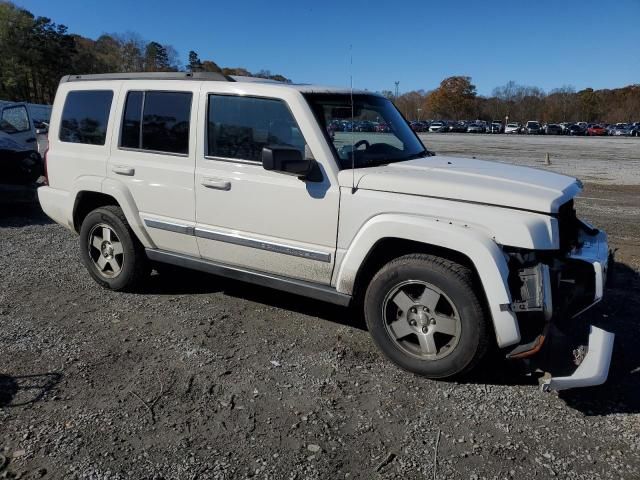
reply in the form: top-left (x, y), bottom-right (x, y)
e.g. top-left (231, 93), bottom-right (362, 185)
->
top-left (88, 223), bottom-right (124, 278)
top-left (382, 280), bottom-right (461, 360)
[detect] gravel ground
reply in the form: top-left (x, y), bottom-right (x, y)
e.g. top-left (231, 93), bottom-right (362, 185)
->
top-left (1, 134), bottom-right (639, 479)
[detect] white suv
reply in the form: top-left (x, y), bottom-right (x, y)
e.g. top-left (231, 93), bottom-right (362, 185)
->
top-left (38, 72), bottom-right (613, 390)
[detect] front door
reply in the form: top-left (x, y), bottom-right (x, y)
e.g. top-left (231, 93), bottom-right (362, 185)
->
top-left (194, 92), bottom-right (339, 284)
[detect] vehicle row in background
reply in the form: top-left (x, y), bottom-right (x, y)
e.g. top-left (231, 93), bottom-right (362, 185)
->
top-left (411, 119), bottom-right (640, 136)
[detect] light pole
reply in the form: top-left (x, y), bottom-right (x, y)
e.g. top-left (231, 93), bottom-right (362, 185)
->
top-left (417, 108), bottom-right (422, 121)
top-left (394, 81), bottom-right (399, 100)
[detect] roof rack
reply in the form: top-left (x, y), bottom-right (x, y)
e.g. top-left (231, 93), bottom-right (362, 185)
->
top-left (59, 71), bottom-right (235, 84)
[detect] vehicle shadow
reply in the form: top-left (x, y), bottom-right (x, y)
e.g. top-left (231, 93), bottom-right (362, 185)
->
top-left (0, 372), bottom-right (62, 408)
top-left (146, 266), bottom-right (366, 331)
top-left (147, 259), bottom-right (639, 403)
top-left (0, 195), bottom-right (52, 228)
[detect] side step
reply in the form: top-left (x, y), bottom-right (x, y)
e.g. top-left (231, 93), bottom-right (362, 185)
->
top-left (146, 249), bottom-right (352, 307)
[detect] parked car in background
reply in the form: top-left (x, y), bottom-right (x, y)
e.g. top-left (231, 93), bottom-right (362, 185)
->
top-left (375, 122), bottom-right (391, 133)
top-left (559, 122), bottom-right (571, 134)
top-left (544, 124), bottom-right (563, 135)
top-left (356, 120), bottom-right (376, 132)
top-left (525, 121), bottom-right (543, 134)
top-left (409, 121), bottom-right (428, 132)
top-left (490, 121), bottom-right (504, 133)
top-left (0, 101), bottom-right (45, 185)
top-left (567, 124), bottom-right (586, 136)
top-left (448, 121), bottom-right (468, 133)
top-left (611, 124), bottom-right (631, 136)
top-left (429, 121), bottom-right (447, 132)
top-left (504, 122), bottom-right (522, 134)
top-left (586, 124), bottom-right (607, 136)
top-left (466, 122), bottom-right (485, 133)
top-left (629, 123), bottom-right (640, 137)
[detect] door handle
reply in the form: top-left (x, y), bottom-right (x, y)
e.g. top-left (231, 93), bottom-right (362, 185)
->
top-left (112, 166), bottom-right (135, 176)
top-left (202, 178), bottom-right (231, 191)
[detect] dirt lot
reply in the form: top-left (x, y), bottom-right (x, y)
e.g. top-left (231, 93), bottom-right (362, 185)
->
top-left (1, 134), bottom-right (639, 479)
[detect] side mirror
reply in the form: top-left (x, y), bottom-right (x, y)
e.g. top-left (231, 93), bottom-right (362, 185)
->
top-left (34, 121), bottom-right (48, 135)
top-left (261, 146), bottom-right (313, 177)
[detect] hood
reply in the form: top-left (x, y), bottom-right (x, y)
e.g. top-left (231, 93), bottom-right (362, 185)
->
top-left (338, 155), bottom-right (582, 213)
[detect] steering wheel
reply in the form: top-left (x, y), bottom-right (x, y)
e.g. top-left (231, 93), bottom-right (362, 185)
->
top-left (353, 139), bottom-right (370, 150)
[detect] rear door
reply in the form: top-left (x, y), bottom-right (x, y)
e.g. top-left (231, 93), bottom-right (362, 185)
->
top-left (108, 82), bottom-right (199, 256)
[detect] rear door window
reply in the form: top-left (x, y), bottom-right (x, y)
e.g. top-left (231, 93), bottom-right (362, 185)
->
top-left (59, 90), bottom-right (113, 145)
top-left (119, 91), bottom-right (192, 155)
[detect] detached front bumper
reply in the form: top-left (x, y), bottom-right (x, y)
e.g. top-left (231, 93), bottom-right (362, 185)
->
top-left (542, 227), bottom-right (614, 391)
top-left (540, 325), bottom-right (614, 391)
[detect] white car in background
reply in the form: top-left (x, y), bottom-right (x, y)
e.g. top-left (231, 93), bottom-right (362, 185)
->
top-left (505, 122), bottom-right (522, 134)
top-left (428, 121), bottom-right (447, 132)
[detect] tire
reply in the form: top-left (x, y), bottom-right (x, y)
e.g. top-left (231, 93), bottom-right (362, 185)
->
top-left (364, 254), bottom-right (490, 378)
top-left (79, 205), bottom-right (150, 291)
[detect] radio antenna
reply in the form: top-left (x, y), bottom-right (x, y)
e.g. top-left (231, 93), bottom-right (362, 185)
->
top-left (350, 44), bottom-right (356, 193)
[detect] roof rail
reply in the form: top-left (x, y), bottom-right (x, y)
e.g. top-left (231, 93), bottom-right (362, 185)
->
top-left (59, 71), bottom-right (235, 84)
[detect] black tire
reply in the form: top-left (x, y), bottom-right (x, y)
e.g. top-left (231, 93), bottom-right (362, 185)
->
top-left (79, 205), bottom-right (150, 291)
top-left (364, 254), bottom-right (490, 378)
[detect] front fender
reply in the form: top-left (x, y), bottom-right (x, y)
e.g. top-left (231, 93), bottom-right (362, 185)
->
top-left (335, 214), bottom-right (521, 348)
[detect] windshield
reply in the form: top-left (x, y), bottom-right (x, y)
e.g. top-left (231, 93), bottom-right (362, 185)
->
top-left (304, 93), bottom-right (427, 169)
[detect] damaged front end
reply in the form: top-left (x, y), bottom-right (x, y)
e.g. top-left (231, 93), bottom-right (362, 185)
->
top-left (504, 200), bottom-right (614, 391)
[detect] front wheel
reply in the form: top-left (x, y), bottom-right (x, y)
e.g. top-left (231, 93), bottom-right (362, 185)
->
top-left (364, 254), bottom-right (490, 378)
top-left (79, 205), bottom-right (150, 291)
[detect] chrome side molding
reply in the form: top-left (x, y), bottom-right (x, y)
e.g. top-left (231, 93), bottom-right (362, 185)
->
top-left (144, 218), bottom-right (195, 236)
top-left (194, 227), bottom-right (331, 263)
top-left (143, 219), bottom-right (331, 263)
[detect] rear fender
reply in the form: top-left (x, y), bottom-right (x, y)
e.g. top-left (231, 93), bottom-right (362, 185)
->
top-left (100, 178), bottom-right (155, 248)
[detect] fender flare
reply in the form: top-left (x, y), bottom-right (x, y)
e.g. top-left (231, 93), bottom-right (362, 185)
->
top-left (99, 178), bottom-right (156, 248)
top-left (335, 214), bottom-right (521, 348)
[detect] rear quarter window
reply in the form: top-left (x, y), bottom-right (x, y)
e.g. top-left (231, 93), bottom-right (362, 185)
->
top-left (59, 90), bottom-right (113, 145)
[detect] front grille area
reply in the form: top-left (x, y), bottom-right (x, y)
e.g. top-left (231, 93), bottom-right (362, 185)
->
top-left (557, 199), bottom-right (580, 252)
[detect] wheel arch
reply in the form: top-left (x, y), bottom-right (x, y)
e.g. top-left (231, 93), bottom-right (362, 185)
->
top-left (72, 178), bottom-right (155, 249)
top-left (335, 214), bottom-right (521, 348)
top-left (73, 191), bottom-right (118, 233)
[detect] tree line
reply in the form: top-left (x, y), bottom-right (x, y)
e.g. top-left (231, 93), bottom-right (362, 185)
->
top-left (391, 77), bottom-right (640, 124)
top-left (0, 1), bottom-right (290, 104)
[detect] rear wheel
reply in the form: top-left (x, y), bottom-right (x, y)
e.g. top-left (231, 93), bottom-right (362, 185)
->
top-left (364, 254), bottom-right (490, 378)
top-left (79, 206), bottom-right (150, 291)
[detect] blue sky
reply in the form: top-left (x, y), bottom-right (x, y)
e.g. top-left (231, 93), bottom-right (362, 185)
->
top-left (15, 0), bottom-right (640, 95)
